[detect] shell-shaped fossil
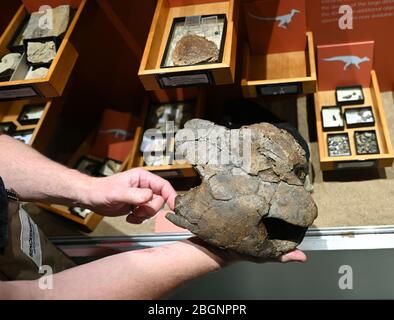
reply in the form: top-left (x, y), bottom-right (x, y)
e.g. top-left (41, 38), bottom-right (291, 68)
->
top-left (172, 35), bottom-right (219, 66)
top-left (166, 119), bottom-right (318, 260)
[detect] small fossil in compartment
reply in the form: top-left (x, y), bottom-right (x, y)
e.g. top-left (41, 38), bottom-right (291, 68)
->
top-left (327, 134), bottom-right (351, 157)
top-left (344, 107), bottom-right (374, 128)
top-left (27, 41), bottom-right (57, 65)
top-left (355, 131), bottom-right (379, 155)
top-left (22, 5), bottom-right (70, 42)
top-left (25, 67), bottom-right (49, 80)
top-left (172, 34), bottom-right (219, 66)
top-left (0, 53), bottom-right (21, 78)
top-left (336, 85), bottom-right (364, 105)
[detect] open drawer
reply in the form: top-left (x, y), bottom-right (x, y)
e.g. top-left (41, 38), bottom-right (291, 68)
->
top-left (0, 98), bottom-right (55, 151)
top-left (315, 70), bottom-right (394, 171)
top-left (138, 0), bottom-right (238, 90)
top-left (0, 0), bottom-right (86, 100)
top-left (241, 32), bottom-right (316, 98)
top-left (129, 88), bottom-right (206, 178)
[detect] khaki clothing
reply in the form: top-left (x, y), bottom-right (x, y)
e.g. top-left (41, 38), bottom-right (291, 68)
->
top-left (0, 178), bottom-right (75, 281)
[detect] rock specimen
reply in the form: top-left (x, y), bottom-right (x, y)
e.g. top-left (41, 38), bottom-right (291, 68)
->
top-left (21, 5), bottom-right (70, 42)
top-left (0, 53), bottom-right (21, 77)
top-left (25, 67), bottom-right (49, 80)
top-left (166, 119), bottom-right (317, 260)
top-left (27, 41), bottom-right (57, 64)
top-left (172, 34), bottom-right (219, 66)
top-left (355, 131), bottom-right (379, 155)
top-left (327, 134), bottom-right (351, 157)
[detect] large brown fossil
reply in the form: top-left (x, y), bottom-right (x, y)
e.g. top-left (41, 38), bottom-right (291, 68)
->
top-left (166, 119), bottom-right (317, 260)
top-left (172, 35), bottom-right (219, 66)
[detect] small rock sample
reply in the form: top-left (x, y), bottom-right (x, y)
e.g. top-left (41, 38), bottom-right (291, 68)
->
top-left (27, 41), bottom-right (57, 64)
top-left (327, 133), bottom-right (351, 157)
top-left (25, 67), bottom-right (49, 80)
top-left (22, 5), bottom-right (70, 42)
top-left (355, 131), bottom-right (379, 155)
top-left (0, 53), bottom-right (21, 77)
top-left (167, 119), bottom-right (317, 260)
top-left (172, 34), bottom-right (219, 66)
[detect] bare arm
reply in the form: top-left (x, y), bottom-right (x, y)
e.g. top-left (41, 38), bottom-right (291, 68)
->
top-left (0, 134), bottom-right (89, 205)
top-left (0, 134), bottom-right (176, 217)
top-left (0, 239), bottom-right (306, 300)
top-left (0, 239), bottom-right (225, 300)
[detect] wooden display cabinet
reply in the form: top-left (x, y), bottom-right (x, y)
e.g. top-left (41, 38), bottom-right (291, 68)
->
top-left (37, 127), bottom-right (142, 231)
top-left (241, 32), bottom-right (316, 98)
top-left (138, 0), bottom-right (238, 91)
top-left (315, 70), bottom-right (394, 171)
top-left (128, 88), bottom-right (206, 178)
top-left (0, 0), bottom-right (86, 100)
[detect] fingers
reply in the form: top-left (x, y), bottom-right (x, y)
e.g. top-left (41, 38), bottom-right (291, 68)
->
top-left (133, 194), bottom-right (165, 218)
top-left (126, 194), bottom-right (165, 224)
top-left (279, 249), bottom-right (307, 263)
top-left (133, 169), bottom-right (177, 210)
top-left (114, 187), bottom-right (153, 206)
top-left (126, 214), bottom-right (146, 224)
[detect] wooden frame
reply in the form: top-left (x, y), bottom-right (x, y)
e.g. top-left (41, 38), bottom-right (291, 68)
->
top-left (138, 0), bottom-right (238, 90)
top-left (0, 0), bottom-right (87, 99)
top-left (315, 70), bottom-right (394, 171)
top-left (241, 32), bottom-right (317, 98)
top-left (128, 88), bottom-right (206, 178)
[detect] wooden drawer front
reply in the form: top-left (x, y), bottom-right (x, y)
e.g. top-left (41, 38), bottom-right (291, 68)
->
top-left (241, 32), bottom-right (317, 98)
top-left (139, 0), bottom-right (237, 90)
top-left (0, 0), bottom-right (86, 99)
top-left (315, 71), bottom-right (394, 171)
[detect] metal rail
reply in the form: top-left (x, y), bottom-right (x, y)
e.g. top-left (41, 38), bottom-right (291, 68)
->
top-left (49, 226), bottom-right (394, 258)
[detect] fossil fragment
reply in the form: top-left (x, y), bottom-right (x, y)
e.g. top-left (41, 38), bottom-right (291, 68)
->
top-left (172, 34), bottom-right (219, 66)
top-left (166, 119), bottom-right (317, 260)
top-left (25, 67), bottom-right (49, 80)
top-left (355, 131), bottom-right (379, 154)
top-left (0, 53), bottom-right (21, 78)
top-left (327, 133), bottom-right (351, 157)
top-left (27, 41), bottom-right (57, 64)
top-left (22, 5), bottom-right (70, 42)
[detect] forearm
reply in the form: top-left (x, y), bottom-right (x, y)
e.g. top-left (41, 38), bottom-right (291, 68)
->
top-left (0, 134), bottom-right (89, 205)
top-left (0, 239), bottom-right (226, 300)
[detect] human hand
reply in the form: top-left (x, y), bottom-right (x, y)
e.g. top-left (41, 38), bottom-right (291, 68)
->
top-left (81, 168), bottom-right (177, 224)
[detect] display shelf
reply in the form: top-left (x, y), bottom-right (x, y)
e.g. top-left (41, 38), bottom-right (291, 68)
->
top-left (37, 127), bottom-right (141, 231)
top-left (241, 32), bottom-right (316, 98)
top-left (128, 88), bottom-right (206, 178)
top-left (315, 70), bottom-right (394, 171)
top-left (0, 0), bottom-right (86, 100)
top-left (128, 117), bottom-right (195, 179)
top-left (0, 98), bottom-right (54, 150)
top-left (138, 0), bottom-right (238, 90)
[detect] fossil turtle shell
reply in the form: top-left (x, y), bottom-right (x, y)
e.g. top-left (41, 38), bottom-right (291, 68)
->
top-left (172, 34), bottom-right (219, 66)
top-left (166, 119), bottom-right (318, 260)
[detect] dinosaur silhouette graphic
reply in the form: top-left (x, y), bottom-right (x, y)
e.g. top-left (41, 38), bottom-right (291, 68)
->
top-left (248, 9), bottom-right (300, 29)
top-left (100, 129), bottom-right (133, 140)
top-left (323, 55), bottom-right (370, 71)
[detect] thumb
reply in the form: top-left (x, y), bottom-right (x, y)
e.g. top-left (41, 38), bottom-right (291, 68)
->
top-left (115, 187), bottom-right (153, 205)
top-left (279, 249), bottom-right (307, 263)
